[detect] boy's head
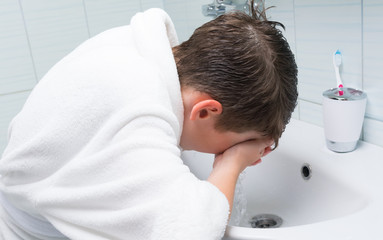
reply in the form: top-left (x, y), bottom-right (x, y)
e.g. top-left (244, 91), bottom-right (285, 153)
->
top-left (174, 2), bottom-right (298, 153)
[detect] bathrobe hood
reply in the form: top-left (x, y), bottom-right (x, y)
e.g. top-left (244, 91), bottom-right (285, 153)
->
top-left (0, 8), bottom-right (229, 240)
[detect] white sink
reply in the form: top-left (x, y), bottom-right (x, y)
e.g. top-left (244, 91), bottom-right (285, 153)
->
top-left (181, 119), bottom-right (383, 240)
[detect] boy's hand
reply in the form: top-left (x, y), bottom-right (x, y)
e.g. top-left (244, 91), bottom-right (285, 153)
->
top-left (213, 139), bottom-right (273, 174)
top-left (207, 138), bottom-right (273, 216)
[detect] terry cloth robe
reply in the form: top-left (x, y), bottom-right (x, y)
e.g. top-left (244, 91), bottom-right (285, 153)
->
top-left (0, 8), bottom-right (229, 240)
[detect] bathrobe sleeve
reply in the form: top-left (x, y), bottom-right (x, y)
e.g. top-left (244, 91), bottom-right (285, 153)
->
top-left (0, 18), bottom-right (229, 240)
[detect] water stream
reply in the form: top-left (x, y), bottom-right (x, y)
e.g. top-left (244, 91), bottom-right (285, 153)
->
top-left (229, 170), bottom-right (250, 227)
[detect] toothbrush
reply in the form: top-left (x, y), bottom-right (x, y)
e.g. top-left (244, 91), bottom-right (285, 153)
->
top-left (333, 49), bottom-right (344, 95)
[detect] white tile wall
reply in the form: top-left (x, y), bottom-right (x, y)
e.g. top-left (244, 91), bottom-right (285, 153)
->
top-left (294, 0), bottom-right (363, 104)
top-left (163, 0), bottom-right (192, 42)
top-left (1, 0), bottom-right (383, 153)
top-left (20, 0), bottom-right (90, 80)
top-left (184, 0), bottom-right (213, 39)
top-left (0, 0), bottom-right (36, 95)
top-left (299, 100), bottom-right (323, 127)
top-left (84, 0), bottom-right (165, 37)
top-left (362, 0), bottom-right (383, 146)
top-left (84, 0), bottom-right (141, 37)
top-left (267, 0), bottom-right (296, 55)
top-left (141, 0), bottom-right (164, 11)
top-left (364, 118), bottom-right (383, 147)
top-left (363, 0), bottom-right (383, 121)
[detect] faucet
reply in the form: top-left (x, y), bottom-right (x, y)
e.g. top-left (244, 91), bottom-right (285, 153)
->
top-left (202, 0), bottom-right (258, 18)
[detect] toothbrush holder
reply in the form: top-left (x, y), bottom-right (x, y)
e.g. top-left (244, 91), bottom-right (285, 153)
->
top-left (322, 87), bottom-right (367, 153)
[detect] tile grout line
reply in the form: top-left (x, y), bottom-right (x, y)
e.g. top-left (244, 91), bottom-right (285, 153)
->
top-left (0, 89), bottom-right (32, 98)
top-left (81, 0), bottom-right (91, 38)
top-left (17, 0), bottom-right (39, 84)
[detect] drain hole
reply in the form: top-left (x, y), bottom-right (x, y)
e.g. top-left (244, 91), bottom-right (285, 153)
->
top-left (301, 163), bottom-right (312, 180)
top-left (250, 214), bottom-right (283, 228)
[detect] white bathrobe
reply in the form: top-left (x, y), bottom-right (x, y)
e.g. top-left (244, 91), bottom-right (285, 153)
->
top-left (0, 9), bottom-right (229, 240)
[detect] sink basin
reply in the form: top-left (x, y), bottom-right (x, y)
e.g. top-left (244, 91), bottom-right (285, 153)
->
top-left (181, 119), bottom-right (383, 240)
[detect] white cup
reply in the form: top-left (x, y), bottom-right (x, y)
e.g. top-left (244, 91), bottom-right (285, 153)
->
top-left (322, 87), bottom-right (367, 153)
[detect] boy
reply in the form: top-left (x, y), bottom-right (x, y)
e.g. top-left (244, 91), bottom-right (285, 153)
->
top-left (0, 2), bottom-right (297, 240)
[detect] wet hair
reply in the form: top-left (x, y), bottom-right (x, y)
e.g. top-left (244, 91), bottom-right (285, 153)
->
top-left (173, 0), bottom-right (298, 148)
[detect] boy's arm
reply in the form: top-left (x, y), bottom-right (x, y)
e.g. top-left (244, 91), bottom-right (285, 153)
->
top-left (208, 140), bottom-right (271, 216)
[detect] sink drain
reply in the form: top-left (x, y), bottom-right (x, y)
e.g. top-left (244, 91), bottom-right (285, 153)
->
top-left (250, 214), bottom-right (283, 228)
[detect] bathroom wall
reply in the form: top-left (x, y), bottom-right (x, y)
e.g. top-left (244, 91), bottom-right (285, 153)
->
top-left (1, 0), bottom-right (382, 153)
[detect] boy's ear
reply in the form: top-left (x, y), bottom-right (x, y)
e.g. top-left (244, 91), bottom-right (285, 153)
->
top-left (190, 100), bottom-right (222, 120)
